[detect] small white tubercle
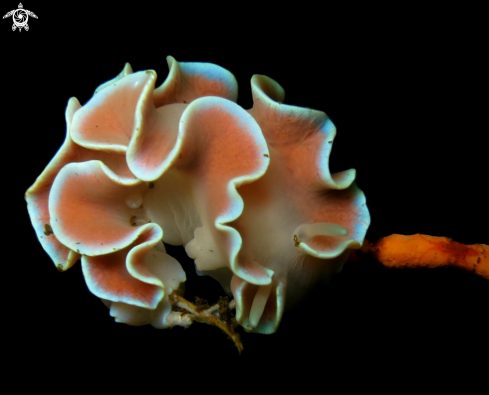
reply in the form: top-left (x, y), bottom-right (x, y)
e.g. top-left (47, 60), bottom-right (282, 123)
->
top-left (125, 190), bottom-right (143, 209)
top-left (293, 222), bottom-right (348, 245)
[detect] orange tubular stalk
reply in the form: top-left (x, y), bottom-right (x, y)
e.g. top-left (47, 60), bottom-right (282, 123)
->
top-left (364, 234), bottom-right (489, 280)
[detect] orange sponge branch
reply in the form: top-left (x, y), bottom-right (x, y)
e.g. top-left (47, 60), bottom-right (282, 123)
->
top-left (362, 234), bottom-right (488, 280)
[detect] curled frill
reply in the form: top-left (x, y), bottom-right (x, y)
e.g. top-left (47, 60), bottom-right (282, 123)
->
top-left (25, 63), bottom-right (137, 272)
top-left (228, 75), bottom-right (370, 333)
top-left (26, 57), bottom-right (370, 333)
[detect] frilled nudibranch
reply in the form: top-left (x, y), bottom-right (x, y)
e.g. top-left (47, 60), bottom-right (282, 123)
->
top-left (25, 57), bottom-right (370, 336)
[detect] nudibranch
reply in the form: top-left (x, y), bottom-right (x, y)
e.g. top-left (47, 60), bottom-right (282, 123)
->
top-left (25, 57), bottom-right (370, 334)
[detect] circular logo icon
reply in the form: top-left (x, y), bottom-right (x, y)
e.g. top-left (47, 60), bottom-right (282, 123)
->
top-left (13, 9), bottom-right (28, 28)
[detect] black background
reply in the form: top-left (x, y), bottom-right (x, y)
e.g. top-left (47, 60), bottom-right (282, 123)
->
top-left (4, 3), bottom-right (487, 387)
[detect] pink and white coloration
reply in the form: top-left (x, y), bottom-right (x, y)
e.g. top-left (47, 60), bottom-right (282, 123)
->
top-left (25, 57), bottom-right (370, 334)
